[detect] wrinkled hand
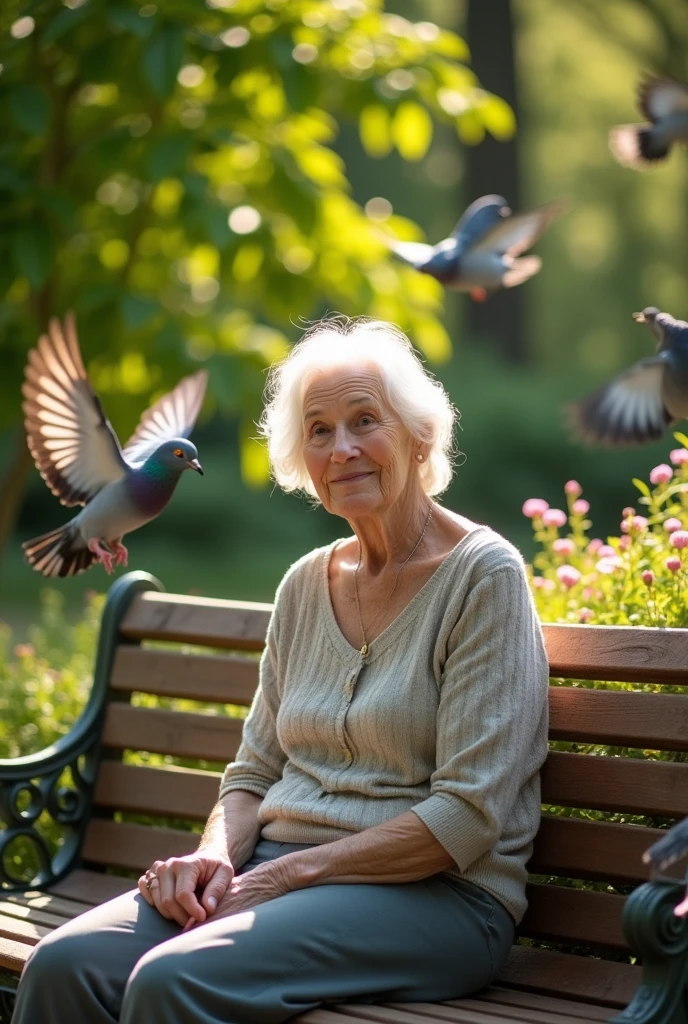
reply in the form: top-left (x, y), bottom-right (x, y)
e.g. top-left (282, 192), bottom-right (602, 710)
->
top-left (138, 850), bottom-right (234, 928)
top-left (189, 859), bottom-right (293, 929)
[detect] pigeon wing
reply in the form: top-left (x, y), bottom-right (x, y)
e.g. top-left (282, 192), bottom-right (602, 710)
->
top-left (470, 199), bottom-right (567, 258)
top-left (567, 355), bottom-right (671, 446)
top-left (451, 194), bottom-right (510, 253)
top-left (122, 369), bottom-right (208, 465)
top-left (638, 77), bottom-right (688, 122)
top-left (22, 314), bottom-right (128, 507)
top-left (387, 240), bottom-right (437, 269)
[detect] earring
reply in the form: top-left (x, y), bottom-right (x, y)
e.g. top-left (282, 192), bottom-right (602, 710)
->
top-left (416, 453), bottom-right (424, 462)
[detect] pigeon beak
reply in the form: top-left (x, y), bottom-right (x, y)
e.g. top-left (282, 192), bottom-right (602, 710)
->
top-left (188, 458), bottom-right (204, 475)
top-left (632, 311), bottom-right (647, 323)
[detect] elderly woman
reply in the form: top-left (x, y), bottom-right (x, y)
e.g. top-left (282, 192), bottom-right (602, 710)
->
top-left (13, 317), bottom-right (549, 1024)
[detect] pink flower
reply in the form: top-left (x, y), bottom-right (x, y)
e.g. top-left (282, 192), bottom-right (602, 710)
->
top-left (532, 576), bottom-right (555, 591)
top-left (664, 518), bottom-right (683, 533)
top-left (542, 508), bottom-right (567, 528)
top-left (523, 498), bottom-right (549, 519)
top-left (578, 607), bottom-right (594, 623)
top-left (641, 570), bottom-right (654, 586)
top-left (598, 544), bottom-right (617, 558)
top-left (565, 480), bottom-right (582, 497)
top-left (620, 516), bottom-right (647, 533)
top-left (619, 535), bottom-right (631, 550)
top-left (586, 538), bottom-right (603, 554)
top-left (622, 507), bottom-right (636, 518)
top-left (552, 538), bottom-right (576, 557)
top-left (572, 499), bottom-right (589, 515)
top-left (597, 555), bottom-right (622, 574)
top-left (670, 448), bottom-right (688, 466)
top-left (671, 531), bottom-right (688, 549)
top-left (666, 556), bottom-right (681, 573)
top-left (582, 587), bottom-right (594, 600)
top-left (556, 565), bottom-right (581, 589)
top-left (650, 464), bottom-right (673, 486)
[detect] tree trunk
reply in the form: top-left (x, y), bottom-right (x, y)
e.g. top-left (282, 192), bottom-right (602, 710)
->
top-left (466, 0), bottom-right (526, 364)
top-left (0, 431), bottom-right (34, 574)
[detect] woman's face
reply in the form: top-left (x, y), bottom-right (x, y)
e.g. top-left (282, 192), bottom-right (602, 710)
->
top-left (302, 364), bottom-right (417, 518)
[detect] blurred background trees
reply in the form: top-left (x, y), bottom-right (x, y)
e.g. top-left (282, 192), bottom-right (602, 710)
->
top-left (1, 0), bottom-right (688, 621)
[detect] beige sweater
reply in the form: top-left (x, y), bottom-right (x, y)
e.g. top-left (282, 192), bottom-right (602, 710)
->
top-left (220, 525), bottom-right (550, 924)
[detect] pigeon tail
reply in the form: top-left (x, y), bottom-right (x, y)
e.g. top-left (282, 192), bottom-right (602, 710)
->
top-left (502, 256), bottom-right (542, 289)
top-left (23, 522), bottom-right (95, 578)
top-left (609, 124), bottom-right (670, 168)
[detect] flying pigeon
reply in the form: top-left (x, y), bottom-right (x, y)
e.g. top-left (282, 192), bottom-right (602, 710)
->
top-left (22, 313), bottom-right (207, 577)
top-left (643, 817), bottom-right (688, 917)
top-left (386, 194), bottom-right (567, 301)
top-left (610, 76), bottom-right (688, 169)
top-left (568, 307), bottom-right (688, 446)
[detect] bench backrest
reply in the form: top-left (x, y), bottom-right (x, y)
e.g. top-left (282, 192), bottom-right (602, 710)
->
top-left (86, 587), bottom-right (688, 984)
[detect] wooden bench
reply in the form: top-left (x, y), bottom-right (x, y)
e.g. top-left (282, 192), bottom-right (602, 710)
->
top-left (1, 570), bottom-right (687, 1024)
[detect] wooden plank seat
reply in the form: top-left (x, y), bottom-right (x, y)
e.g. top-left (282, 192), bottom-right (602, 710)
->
top-left (1, 570), bottom-right (687, 1024)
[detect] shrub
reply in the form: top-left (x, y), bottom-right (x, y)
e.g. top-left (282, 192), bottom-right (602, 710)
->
top-left (524, 432), bottom-right (688, 628)
top-left (0, 590), bottom-right (102, 759)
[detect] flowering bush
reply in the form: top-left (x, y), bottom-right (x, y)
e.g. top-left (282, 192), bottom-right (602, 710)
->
top-left (0, 590), bottom-right (102, 759)
top-left (525, 432), bottom-right (688, 628)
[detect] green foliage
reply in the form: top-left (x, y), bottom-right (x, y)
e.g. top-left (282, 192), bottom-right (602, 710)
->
top-left (0, 0), bottom-right (509, 480)
top-left (526, 431), bottom-right (688, 628)
top-left (0, 588), bottom-right (102, 758)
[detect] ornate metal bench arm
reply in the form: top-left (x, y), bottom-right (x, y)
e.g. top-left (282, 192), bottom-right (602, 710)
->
top-left (0, 572), bottom-right (163, 893)
top-left (610, 877), bottom-right (688, 1024)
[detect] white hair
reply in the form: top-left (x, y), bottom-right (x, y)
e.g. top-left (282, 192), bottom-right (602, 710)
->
top-left (259, 316), bottom-right (459, 499)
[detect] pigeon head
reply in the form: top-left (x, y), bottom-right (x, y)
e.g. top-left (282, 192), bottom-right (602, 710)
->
top-left (632, 307), bottom-right (661, 324)
top-left (148, 438), bottom-right (204, 475)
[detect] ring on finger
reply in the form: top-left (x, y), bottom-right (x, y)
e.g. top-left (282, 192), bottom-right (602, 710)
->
top-left (145, 871), bottom-right (158, 892)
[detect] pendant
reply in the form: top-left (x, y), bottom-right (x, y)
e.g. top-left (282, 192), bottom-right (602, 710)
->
top-left (360, 643), bottom-right (368, 657)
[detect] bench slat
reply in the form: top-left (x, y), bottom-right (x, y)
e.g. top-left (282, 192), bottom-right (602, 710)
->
top-left (521, 884), bottom-right (626, 950)
top-left (308, 1008), bottom-right (490, 1024)
top-left (48, 869), bottom-right (135, 905)
top-left (386, 999), bottom-right (601, 1024)
top-left (83, 819), bottom-right (199, 872)
top-left (102, 704), bottom-right (243, 762)
top-left (0, 934), bottom-right (35, 972)
top-left (542, 750), bottom-right (688, 817)
top-left (548, 687), bottom-right (688, 750)
top-left (110, 646), bottom-right (259, 706)
top-left (530, 816), bottom-right (660, 884)
top-left (479, 987), bottom-right (612, 1021)
top-left (495, 945), bottom-right (637, 1009)
top-left (94, 762), bottom-right (220, 820)
top-left (0, 913), bottom-right (50, 945)
top-left (543, 623), bottom-right (688, 684)
top-left (4, 892), bottom-right (93, 921)
top-left (0, 900), bottom-right (73, 931)
top-left (120, 593), bottom-right (272, 651)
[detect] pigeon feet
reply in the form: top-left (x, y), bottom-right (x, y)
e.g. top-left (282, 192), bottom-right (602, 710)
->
top-left (470, 287), bottom-right (488, 303)
top-left (88, 538), bottom-right (114, 574)
top-left (110, 540), bottom-right (129, 568)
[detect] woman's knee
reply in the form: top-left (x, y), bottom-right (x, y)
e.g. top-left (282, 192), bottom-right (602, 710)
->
top-left (21, 926), bottom-right (91, 987)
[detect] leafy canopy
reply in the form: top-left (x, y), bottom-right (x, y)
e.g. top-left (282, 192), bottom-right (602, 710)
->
top-left (0, 0), bottom-right (512, 479)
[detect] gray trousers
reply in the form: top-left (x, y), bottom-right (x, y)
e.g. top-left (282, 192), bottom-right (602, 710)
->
top-left (12, 840), bottom-right (515, 1024)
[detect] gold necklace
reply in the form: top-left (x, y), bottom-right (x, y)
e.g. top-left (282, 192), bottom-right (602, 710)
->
top-left (353, 504), bottom-right (434, 658)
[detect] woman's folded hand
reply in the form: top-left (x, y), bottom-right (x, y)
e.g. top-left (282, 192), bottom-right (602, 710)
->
top-left (138, 849), bottom-right (235, 929)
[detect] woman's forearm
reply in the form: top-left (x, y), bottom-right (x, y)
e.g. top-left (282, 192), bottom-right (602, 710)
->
top-left (272, 811), bottom-right (454, 889)
top-left (199, 790), bottom-right (263, 870)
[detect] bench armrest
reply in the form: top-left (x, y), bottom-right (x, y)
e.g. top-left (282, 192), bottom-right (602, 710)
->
top-left (611, 877), bottom-right (688, 1024)
top-left (0, 572), bottom-right (163, 892)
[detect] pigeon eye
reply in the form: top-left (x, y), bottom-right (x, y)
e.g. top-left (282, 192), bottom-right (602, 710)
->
top-left (173, 448), bottom-right (184, 458)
